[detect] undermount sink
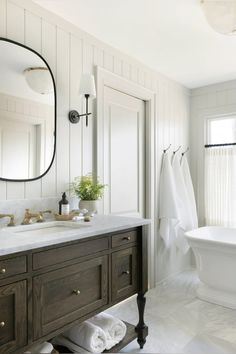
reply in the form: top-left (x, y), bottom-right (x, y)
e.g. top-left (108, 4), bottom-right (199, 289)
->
top-left (3, 220), bottom-right (90, 237)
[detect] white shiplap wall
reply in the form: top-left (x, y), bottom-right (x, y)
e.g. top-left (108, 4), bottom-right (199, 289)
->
top-left (0, 0), bottom-right (191, 283)
top-left (190, 80), bottom-right (236, 226)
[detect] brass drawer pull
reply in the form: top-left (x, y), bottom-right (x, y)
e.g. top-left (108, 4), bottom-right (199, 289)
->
top-left (73, 289), bottom-right (81, 295)
top-left (123, 236), bottom-right (131, 241)
top-left (0, 322), bottom-right (5, 328)
top-left (122, 270), bottom-right (130, 275)
top-left (0, 268), bottom-right (6, 274)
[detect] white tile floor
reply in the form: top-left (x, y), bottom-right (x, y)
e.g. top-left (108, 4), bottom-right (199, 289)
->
top-left (106, 270), bottom-right (236, 353)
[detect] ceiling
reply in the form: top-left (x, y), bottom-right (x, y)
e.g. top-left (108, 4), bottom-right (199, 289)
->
top-left (33, 0), bottom-right (236, 89)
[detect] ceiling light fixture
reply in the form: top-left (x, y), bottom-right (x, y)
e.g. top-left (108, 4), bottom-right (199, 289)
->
top-left (23, 67), bottom-right (53, 95)
top-left (201, 0), bottom-right (236, 35)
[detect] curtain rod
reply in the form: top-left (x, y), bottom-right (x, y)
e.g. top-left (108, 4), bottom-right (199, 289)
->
top-left (205, 143), bottom-right (236, 148)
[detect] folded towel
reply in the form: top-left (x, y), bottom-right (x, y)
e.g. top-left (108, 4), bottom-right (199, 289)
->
top-left (24, 341), bottom-right (54, 353)
top-left (51, 335), bottom-right (90, 353)
top-left (63, 320), bottom-right (106, 353)
top-left (88, 313), bottom-right (127, 350)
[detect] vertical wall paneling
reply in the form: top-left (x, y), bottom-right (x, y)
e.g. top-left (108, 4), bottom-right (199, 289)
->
top-left (0, 0), bottom-right (6, 37)
top-left (56, 28), bottom-right (70, 194)
top-left (41, 20), bottom-right (57, 197)
top-left (82, 41), bottom-right (94, 175)
top-left (6, 1), bottom-right (24, 42)
top-left (24, 10), bottom-right (42, 198)
top-left (69, 35), bottom-right (83, 184)
top-left (1, 0), bottom-right (190, 283)
top-left (5, 0), bottom-right (25, 199)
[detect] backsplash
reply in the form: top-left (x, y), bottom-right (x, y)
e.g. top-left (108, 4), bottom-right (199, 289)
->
top-left (0, 196), bottom-right (78, 226)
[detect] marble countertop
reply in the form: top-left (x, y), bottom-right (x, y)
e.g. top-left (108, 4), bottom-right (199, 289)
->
top-left (0, 215), bottom-right (150, 256)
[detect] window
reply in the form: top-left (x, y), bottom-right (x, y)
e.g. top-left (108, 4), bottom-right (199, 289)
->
top-left (205, 116), bottom-right (236, 227)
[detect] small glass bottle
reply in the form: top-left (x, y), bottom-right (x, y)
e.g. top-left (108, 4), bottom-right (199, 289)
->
top-left (59, 192), bottom-right (70, 215)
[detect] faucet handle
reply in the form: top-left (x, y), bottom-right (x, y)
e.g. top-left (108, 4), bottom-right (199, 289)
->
top-left (38, 210), bottom-right (52, 222)
top-left (8, 215), bottom-right (15, 227)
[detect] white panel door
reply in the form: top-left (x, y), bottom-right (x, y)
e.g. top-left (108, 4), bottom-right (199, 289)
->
top-left (103, 86), bottom-right (145, 217)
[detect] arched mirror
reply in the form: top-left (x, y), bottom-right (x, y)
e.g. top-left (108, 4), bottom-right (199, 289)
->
top-left (0, 38), bottom-right (56, 182)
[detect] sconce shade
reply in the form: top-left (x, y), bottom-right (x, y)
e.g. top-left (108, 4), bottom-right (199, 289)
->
top-left (201, 0), bottom-right (236, 35)
top-left (79, 73), bottom-right (96, 99)
top-left (23, 67), bottom-right (53, 94)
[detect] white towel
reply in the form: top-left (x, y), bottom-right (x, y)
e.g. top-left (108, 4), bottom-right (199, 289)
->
top-left (159, 152), bottom-right (180, 248)
top-left (51, 335), bottom-right (90, 353)
top-left (63, 320), bottom-right (106, 354)
top-left (88, 313), bottom-right (127, 350)
top-left (181, 154), bottom-right (198, 229)
top-left (24, 342), bottom-right (53, 353)
top-left (172, 153), bottom-right (192, 253)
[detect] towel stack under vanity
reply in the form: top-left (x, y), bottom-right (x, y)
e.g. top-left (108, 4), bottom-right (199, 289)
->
top-left (52, 313), bottom-right (127, 353)
top-left (24, 341), bottom-right (54, 353)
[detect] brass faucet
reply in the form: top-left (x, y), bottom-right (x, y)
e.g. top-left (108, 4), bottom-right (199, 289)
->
top-left (0, 214), bottom-right (15, 227)
top-left (21, 209), bottom-right (51, 225)
top-left (37, 210), bottom-right (52, 223)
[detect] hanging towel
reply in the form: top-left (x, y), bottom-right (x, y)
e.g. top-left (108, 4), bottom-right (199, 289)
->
top-left (181, 154), bottom-right (198, 229)
top-left (172, 153), bottom-right (192, 253)
top-left (88, 313), bottom-right (127, 350)
top-left (63, 320), bottom-right (106, 354)
top-left (159, 152), bottom-right (180, 248)
top-left (24, 342), bottom-right (54, 353)
top-left (51, 335), bottom-right (90, 353)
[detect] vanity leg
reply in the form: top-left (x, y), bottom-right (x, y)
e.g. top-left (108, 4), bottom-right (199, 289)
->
top-left (135, 292), bottom-right (148, 349)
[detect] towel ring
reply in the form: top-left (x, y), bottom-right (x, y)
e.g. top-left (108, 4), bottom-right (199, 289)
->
top-left (173, 145), bottom-right (182, 154)
top-left (163, 144), bottom-right (171, 153)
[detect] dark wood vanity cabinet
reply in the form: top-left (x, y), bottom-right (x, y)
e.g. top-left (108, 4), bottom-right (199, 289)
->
top-left (0, 281), bottom-right (27, 353)
top-left (33, 255), bottom-right (108, 339)
top-left (0, 226), bottom-right (148, 354)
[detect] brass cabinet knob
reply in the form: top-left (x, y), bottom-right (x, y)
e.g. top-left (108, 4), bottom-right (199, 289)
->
top-left (123, 236), bottom-right (131, 241)
top-left (0, 268), bottom-right (6, 274)
top-left (0, 322), bottom-right (5, 328)
top-left (73, 289), bottom-right (81, 295)
top-left (123, 270), bottom-right (130, 275)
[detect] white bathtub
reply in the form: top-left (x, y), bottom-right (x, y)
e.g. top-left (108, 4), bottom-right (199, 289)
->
top-left (185, 226), bottom-right (236, 309)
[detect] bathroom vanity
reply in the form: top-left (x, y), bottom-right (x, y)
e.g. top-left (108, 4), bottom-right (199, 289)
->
top-left (0, 215), bottom-right (149, 354)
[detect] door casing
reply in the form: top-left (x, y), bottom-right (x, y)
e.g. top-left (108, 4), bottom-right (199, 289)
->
top-left (96, 66), bottom-right (156, 288)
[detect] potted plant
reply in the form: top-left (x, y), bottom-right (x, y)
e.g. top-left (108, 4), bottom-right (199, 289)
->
top-left (70, 174), bottom-right (106, 216)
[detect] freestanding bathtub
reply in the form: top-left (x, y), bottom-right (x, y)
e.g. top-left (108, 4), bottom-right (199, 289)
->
top-left (185, 226), bottom-right (236, 309)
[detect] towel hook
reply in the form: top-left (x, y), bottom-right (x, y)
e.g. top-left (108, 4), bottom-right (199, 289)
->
top-left (182, 147), bottom-right (189, 156)
top-left (173, 145), bottom-right (182, 154)
top-left (163, 144), bottom-right (171, 153)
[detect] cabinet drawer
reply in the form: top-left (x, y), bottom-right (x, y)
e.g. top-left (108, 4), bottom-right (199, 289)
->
top-left (33, 255), bottom-right (108, 339)
top-left (112, 230), bottom-right (137, 248)
top-left (0, 256), bottom-right (27, 280)
top-left (112, 247), bottom-right (138, 302)
top-left (0, 281), bottom-right (27, 354)
top-left (33, 237), bottom-right (109, 270)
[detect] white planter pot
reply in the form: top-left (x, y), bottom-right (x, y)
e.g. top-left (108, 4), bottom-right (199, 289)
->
top-left (79, 200), bottom-right (98, 216)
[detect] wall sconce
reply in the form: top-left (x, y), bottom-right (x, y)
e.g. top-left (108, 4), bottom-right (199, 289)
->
top-left (68, 73), bottom-right (96, 127)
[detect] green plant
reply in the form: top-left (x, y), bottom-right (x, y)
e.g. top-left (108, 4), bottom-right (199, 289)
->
top-left (70, 174), bottom-right (106, 201)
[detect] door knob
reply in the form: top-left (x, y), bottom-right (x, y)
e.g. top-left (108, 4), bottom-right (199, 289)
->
top-left (0, 322), bottom-right (5, 328)
top-left (73, 289), bottom-right (81, 295)
top-left (0, 268), bottom-right (6, 274)
top-left (122, 270), bottom-right (130, 275)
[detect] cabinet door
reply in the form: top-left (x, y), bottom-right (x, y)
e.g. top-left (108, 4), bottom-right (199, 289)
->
top-left (112, 247), bottom-right (138, 302)
top-left (0, 281), bottom-right (27, 354)
top-left (33, 256), bottom-right (108, 339)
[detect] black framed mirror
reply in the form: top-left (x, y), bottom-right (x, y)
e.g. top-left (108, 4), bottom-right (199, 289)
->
top-left (0, 38), bottom-right (56, 182)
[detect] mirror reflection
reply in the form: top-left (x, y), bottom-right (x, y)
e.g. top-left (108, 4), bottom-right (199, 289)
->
top-left (0, 39), bottom-right (56, 181)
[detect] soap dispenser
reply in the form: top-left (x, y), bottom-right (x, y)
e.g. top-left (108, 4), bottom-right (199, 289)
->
top-left (59, 192), bottom-right (70, 215)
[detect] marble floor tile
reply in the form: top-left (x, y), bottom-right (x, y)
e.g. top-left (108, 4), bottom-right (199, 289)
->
top-left (105, 270), bottom-right (236, 353)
